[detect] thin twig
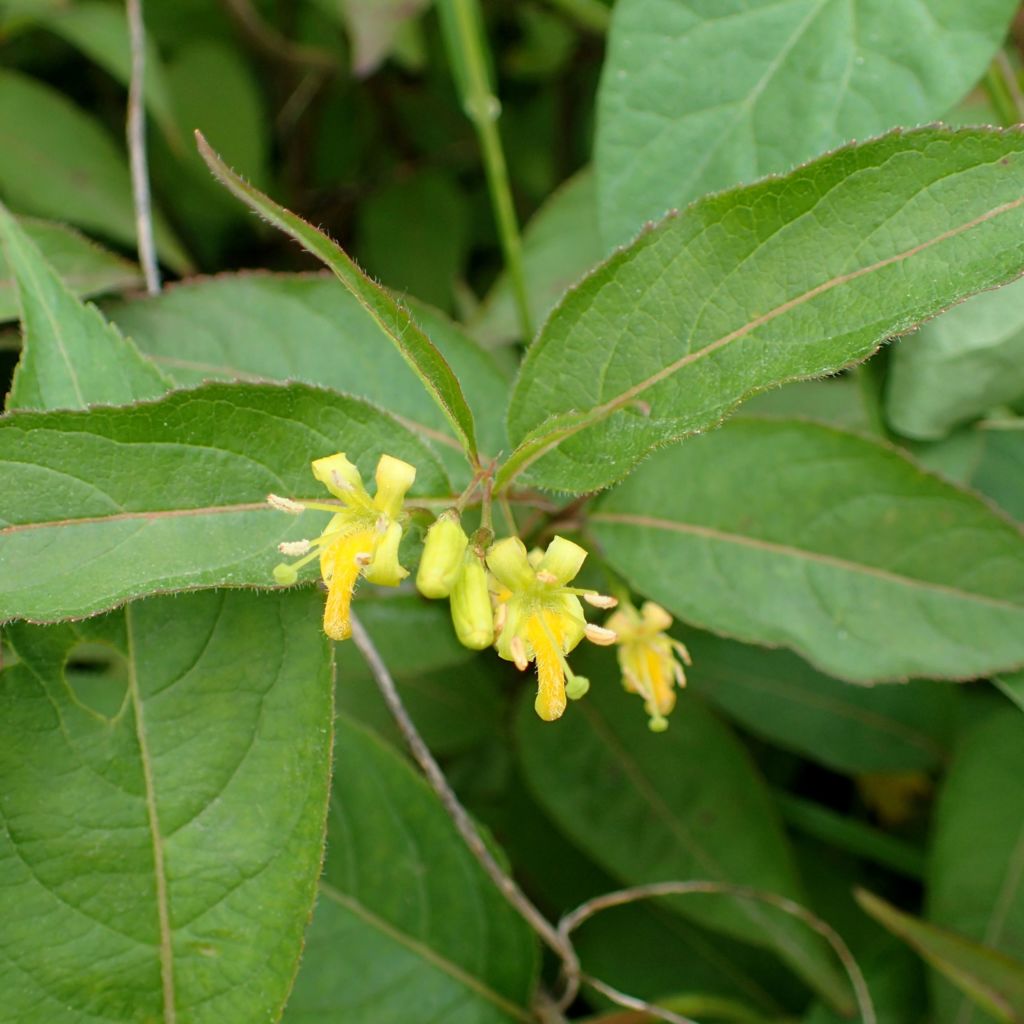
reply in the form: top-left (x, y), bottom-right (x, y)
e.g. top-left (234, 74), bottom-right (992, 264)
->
top-left (220, 0), bottom-right (337, 70)
top-left (125, 0), bottom-right (160, 295)
top-left (349, 614), bottom-right (580, 985)
top-left (557, 881), bottom-right (876, 1023)
top-left (579, 974), bottom-right (699, 1024)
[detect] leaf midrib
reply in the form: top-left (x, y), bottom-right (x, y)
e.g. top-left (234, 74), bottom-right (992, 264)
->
top-left (317, 880), bottom-right (531, 1022)
top-left (125, 604), bottom-right (176, 1023)
top-left (591, 511), bottom-right (1024, 612)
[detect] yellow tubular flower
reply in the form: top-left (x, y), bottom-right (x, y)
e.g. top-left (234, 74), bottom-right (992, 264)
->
top-left (269, 452), bottom-right (416, 641)
top-left (605, 600), bottom-right (691, 732)
top-left (487, 536), bottom-right (616, 722)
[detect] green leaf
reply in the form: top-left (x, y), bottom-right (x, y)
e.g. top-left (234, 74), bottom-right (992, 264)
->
top-left (974, 427), bottom-right (1024, 521)
top-left (337, 655), bottom-right (503, 758)
top-left (741, 375), bottom-right (873, 433)
top-left (0, 217), bottom-right (140, 323)
top-left (0, 588), bottom-right (333, 1022)
top-left (333, 593), bottom-right (499, 758)
top-left (356, 168), bottom-right (468, 312)
top-left (802, 940), bottom-right (924, 1024)
top-left (995, 669), bottom-right (1024, 713)
top-left (284, 714), bottom-right (537, 1022)
top-left (857, 889), bottom-right (1024, 1023)
top-left (107, 272), bottom-right (510, 485)
top-left (0, 70), bottom-right (190, 273)
top-left (0, 381), bottom-right (451, 623)
top-left (0, 202), bottom-right (169, 411)
top-left (928, 710), bottom-right (1024, 1022)
top-left (471, 168), bottom-right (603, 347)
top-left (572, 901), bottom-right (799, 1018)
top-left (591, 418), bottom-right (1024, 682)
top-left (165, 41), bottom-right (266, 185)
top-left (30, 0), bottom-right (180, 146)
top-left (502, 127), bottom-right (1024, 494)
top-left (688, 632), bottom-right (954, 775)
top-left (515, 653), bottom-right (852, 1013)
top-left (888, 277), bottom-right (1024, 439)
top-left (595, 0), bottom-right (1018, 248)
top-left (196, 133), bottom-right (480, 466)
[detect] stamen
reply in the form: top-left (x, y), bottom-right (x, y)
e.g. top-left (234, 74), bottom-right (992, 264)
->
top-left (494, 602), bottom-right (508, 635)
top-left (278, 539), bottom-right (312, 556)
top-left (273, 563), bottom-right (298, 585)
top-left (583, 592), bottom-right (618, 609)
top-left (330, 470), bottom-right (354, 493)
top-left (355, 551), bottom-right (373, 567)
top-left (267, 493), bottom-right (304, 514)
top-left (585, 623), bottom-right (617, 646)
top-left (565, 674), bottom-right (590, 700)
top-left (510, 635), bottom-right (529, 672)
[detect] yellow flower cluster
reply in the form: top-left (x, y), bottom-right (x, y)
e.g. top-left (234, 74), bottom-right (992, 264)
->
top-left (271, 452), bottom-right (691, 728)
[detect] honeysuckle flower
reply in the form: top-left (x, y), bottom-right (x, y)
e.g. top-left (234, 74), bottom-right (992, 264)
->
top-left (605, 600), bottom-right (691, 732)
top-left (488, 535), bottom-right (617, 722)
top-left (270, 452), bottom-right (416, 641)
top-left (416, 511), bottom-right (469, 599)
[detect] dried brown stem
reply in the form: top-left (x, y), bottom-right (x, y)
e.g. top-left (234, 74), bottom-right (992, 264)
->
top-left (125, 0), bottom-right (160, 295)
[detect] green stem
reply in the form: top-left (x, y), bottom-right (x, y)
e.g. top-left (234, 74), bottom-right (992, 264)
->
top-left (443, 0), bottom-right (533, 341)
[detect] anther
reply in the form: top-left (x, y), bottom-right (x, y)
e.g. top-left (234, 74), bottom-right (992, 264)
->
top-left (268, 493), bottom-right (304, 514)
top-left (510, 635), bottom-right (529, 672)
top-left (278, 539), bottom-right (312, 556)
top-left (584, 592), bottom-right (618, 609)
top-left (535, 570), bottom-right (559, 584)
top-left (585, 623), bottom-right (617, 646)
top-left (355, 551), bottom-right (373, 567)
top-left (330, 470), bottom-right (354, 492)
top-left (494, 602), bottom-right (508, 635)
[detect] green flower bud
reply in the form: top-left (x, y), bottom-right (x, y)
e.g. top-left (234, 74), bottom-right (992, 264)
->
top-left (450, 551), bottom-right (495, 650)
top-left (416, 512), bottom-right (469, 599)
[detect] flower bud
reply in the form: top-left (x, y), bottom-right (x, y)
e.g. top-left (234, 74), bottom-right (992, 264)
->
top-left (416, 512), bottom-right (469, 599)
top-left (450, 551), bottom-right (495, 650)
